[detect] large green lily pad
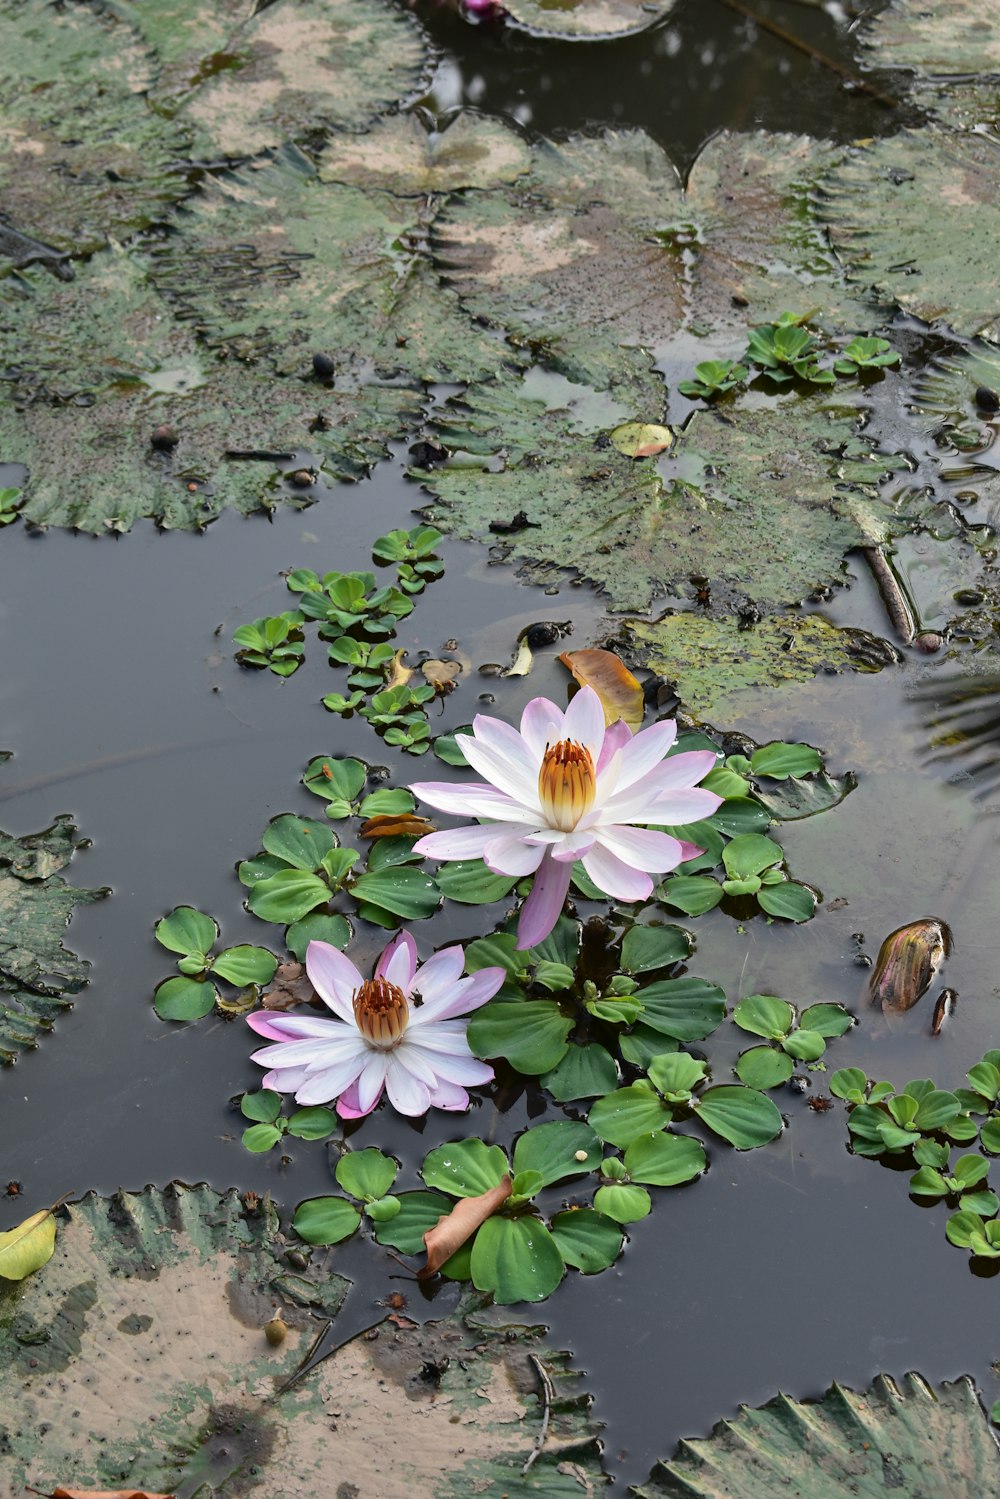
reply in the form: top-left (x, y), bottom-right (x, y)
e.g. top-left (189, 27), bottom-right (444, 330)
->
top-left (0, 801), bottom-right (107, 1066)
top-left (820, 132), bottom-right (1000, 341)
top-left (621, 612), bottom-right (895, 720)
top-left (0, 1184), bottom-right (602, 1496)
top-left (0, 0), bottom-right (192, 265)
top-left (172, 0), bottom-right (432, 155)
top-left (433, 129), bottom-right (873, 384)
top-left (421, 376), bottom-right (900, 612)
top-left (154, 146), bottom-right (503, 383)
top-left (635, 1373), bottom-right (1000, 1497)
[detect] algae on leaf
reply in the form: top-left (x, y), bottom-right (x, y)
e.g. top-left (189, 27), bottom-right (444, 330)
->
top-left (502, 0), bottom-right (677, 41)
top-left (0, 0), bottom-right (192, 266)
top-left (863, 0), bottom-right (1000, 77)
top-left (0, 802), bottom-right (107, 1066)
top-left (820, 132), bottom-right (1000, 341)
top-left (622, 612), bottom-right (895, 720)
top-left (154, 147), bottom-right (501, 383)
top-left (320, 111), bottom-right (532, 197)
top-left (636, 1373), bottom-right (1000, 1498)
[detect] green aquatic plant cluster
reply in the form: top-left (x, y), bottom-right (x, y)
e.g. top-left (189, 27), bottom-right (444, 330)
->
top-left (152, 905), bottom-right (279, 1022)
top-left (678, 315), bottom-right (900, 400)
top-left (233, 526), bottom-right (444, 753)
top-left (834, 1055), bottom-right (1000, 1268)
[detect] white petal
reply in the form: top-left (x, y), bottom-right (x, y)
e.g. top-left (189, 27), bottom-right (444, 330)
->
top-left (459, 729), bottom-right (541, 809)
top-left (294, 1053), bottom-right (370, 1107)
top-left (404, 1040), bottom-right (495, 1087)
top-left (562, 685), bottom-right (607, 755)
top-left (250, 1032), bottom-right (364, 1069)
top-left (548, 829), bottom-right (597, 863)
top-left (427, 1079), bottom-right (472, 1111)
top-left (384, 1053), bottom-right (432, 1115)
top-left (520, 696), bottom-right (565, 761)
top-left (484, 831), bottom-right (546, 877)
top-left (247, 1013), bottom-right (343, 1042)
top-left (376, 930), bottom-right (418, 992)
top-left (413, 945), bottom-right (466, 1008)
top-left (410, 967), bottom-right (505, 1024)
top-left (411, 824), bottom-right (500, 861)
top-left (607, 717), bottom-right (679, 794)
top-left (260, 1066), bottom-right (309, 1093)
top-left (305, 942), bottom-right (363, 1023)
top-left (356, 1051), bottom-right (390, 1113)
top-left (592, 823), bottom-right (688, 874)
top-left (582, 842), bottom-right (655, 902)
top-left (411, 781), bottom-right (541, 824)
top-left (599, 783), bottom-right (721, 825)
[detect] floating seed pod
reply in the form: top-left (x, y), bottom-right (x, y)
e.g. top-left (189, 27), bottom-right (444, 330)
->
top-left (931, 988), bottom-right (958, 1036)
top-left (264, 1314), bottom-right (288, 1346)
top-left (869, 918), bottom-right (951, 1013)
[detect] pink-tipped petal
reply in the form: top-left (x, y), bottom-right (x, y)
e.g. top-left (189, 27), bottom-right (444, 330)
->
top-left (516, 852), bottom-right (573, 948)
top-left (411, 824), bottom-right (499, 862)
top-left (458, 729), bottom-right (542, 809)
top-left (247, 1012), bottom-right (343, 1042)
top-left (562, 685), bottom-right (607, 755)
top-left (376, 929), bottom-right (418, 992)
top-left (596, 716), bottom-right (633, 774)
top-left (305, 941), bottom-right (364, 1023)
top-left (413, 945), bottom-right (466, 1007)
top-left (427, 1080), bottom-right (472, 1111)
top-left (483, 831), bottom-right (546, 877)
top-left (599, 783), bottom-right (722, 825)
top-left (547, 828), bottom-right (598, 863)
top-left (520, 696), bottom-right (564, 760)
top-left (261, 1066), bottom-right (309, 1093)
top-left (250, 1033), bottom-right (365, 1069)
top-left (384, 1053), bottom-right (432, 1115)
top-left (294, 1053), bottom-right (369, 1106)
top-left (411, 781), bottom-right (541, 824)
top-left (409, 966), bottom-right (506, 1024)
top-left (335, 1079), bottom-right (370, 1119)
top-left (403, 1040), bottom-right (495, 1086)
top-left (582, 841), bottom-right (655, 902)
top-left (610, 717), bottom-right (678, 791)
top-left (592, 823), bottom-right (689, 874)
top-left (677, 840), bottom-right (704, 862)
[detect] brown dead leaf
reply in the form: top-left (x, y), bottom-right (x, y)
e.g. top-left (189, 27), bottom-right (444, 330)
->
top-left (358, 814), bottom-right (437, 839)
top-left (386, 648), bottom-right (414, 688)
top-left (34, 1488), bottom-right (177, 1498)
top-left (418, 1174), bottom-right (512, 1279)
top-left (261, 961), bottom-right (317, 1011)
top-left (558, 647), bottom-right (644, 730)
top-left (421, 658), bottom-right (461, 694)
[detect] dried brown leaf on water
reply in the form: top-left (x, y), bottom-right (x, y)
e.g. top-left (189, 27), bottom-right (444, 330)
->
top-left (421, 659), bottom-right (461, 694)
top-left (0, 1206), bottom-right (57, 1282)
top-left (358, 814), bottom-right (437, 840)
top-left (558, 647), bottom-right (644, 730)
top-left (869, 917), bottom-right (951, 1013)
top-left (30, 1488), bottom-right (176, 1498)
top-left (386, 648), bottom-right (414, 688)
top-left (261, 961), bottom-right (317, 1012)
top-left (418, 1175), bottom-right (512, 1279)
top-left (609, 421), bottom-right (673, 458)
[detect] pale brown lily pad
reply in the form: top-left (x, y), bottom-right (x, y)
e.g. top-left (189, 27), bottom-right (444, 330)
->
top-left (503, 0), bottom-right (676, 41)
top-left (321, 110), bottom-right (532, 196)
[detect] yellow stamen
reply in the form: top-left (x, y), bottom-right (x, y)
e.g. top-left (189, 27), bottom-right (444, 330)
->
top-left (353, 977), bottom-right (410, 1048)
top-left (538, 739), bottom-right (596, 832)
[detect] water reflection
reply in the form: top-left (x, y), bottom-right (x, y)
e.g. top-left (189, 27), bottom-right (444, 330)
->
top-left (915, 670), bottom-right (1000, 802)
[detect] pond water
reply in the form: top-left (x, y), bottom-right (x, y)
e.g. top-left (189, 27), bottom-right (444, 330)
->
top-left (3, 0), bottom-right (1000, 1492)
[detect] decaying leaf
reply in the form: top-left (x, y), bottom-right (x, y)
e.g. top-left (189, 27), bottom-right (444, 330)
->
top-left (609, 422), bottom-right (672, 458)
top-left (421, 659), bottom-right (462, 695)
top-left (261, 961), bottom-right (317, 1011)
top-left (419, 1175), bottom-right (512, 1279)
top-left (386, 650), bottom-right (415, 689)
top-left (0, 1206), bottom-right (57, 1281)
top-left (869, 918), bottom-right (951, 1014)
top-left (559, 648), bottom-right (644, 730)
top-left (35, 1487), bottom-right (176, 1498)
top-left (358, 814), bottom-right (437, 840)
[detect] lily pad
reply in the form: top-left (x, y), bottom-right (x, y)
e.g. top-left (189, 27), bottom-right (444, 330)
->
top-left (0, 1183), bottom-right (602, 1495)
top-left (0, 803), bottom-right (107, 1067)
top-left (503, 0), bottom-right (676, 40)
top-left (167, 0), bottom-right (432, 155)
top-left (321, 110), bottom-right (531, 196)
top-left (636, 1373), bottom-right (1000, 1497)
top-left (0, 0), bottom-right (191, 265)
top-left (622, 612), bottom-right (896, 719)
top-left (820, 132), bottom-right (1000, 341)
top-left (863, 0), bottom-right (1000, 78)
top-left (153, 147), bottom-right (501, 384)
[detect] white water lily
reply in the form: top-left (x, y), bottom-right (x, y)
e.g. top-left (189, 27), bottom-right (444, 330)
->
top-left (247, 932), bottom-right (504, 1118)
top-left (412, 686), bottom-right (722, 947)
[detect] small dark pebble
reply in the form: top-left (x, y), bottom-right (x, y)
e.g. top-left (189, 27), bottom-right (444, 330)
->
top-left (914, 631), bottom-right (943, 653)
top-left (522, 620), bottom-right (569, 648)
top-left (150, 424), bottom-right (178, 451)
top-left (409, 439), bottom-right (448, 469)
top-left (478, 692), bottom-right (496, 704)
top-left (478, 662), bottom-right (506, 677)
top-left (953, 588), bottom-right (984, 606)
top-left (854, 953), bottom-right (873, 968)
top-left (285, 1249), bottom-right (310, 1269)
top-left (788, 1075), bottom-right (810, 1094)
top-left (975, 385), bottom-right (1000, 412)
top-left (312, 352), bottom-right (335, 378)
top-left (290, 469), bottom-right (315, 488)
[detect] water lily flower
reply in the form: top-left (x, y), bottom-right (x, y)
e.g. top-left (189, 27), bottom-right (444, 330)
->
top-left (412, 687), bottom-right (722, 947)
top-left (247, 932), bottom-right (504, 1118)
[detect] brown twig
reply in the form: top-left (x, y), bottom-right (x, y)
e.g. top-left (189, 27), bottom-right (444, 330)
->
top-left (861, 545), bottom-right (916, 645)
top-left (521, 1354), bottom-right (555, 1475)
top-left (711, 0), bottom-right (899, 110)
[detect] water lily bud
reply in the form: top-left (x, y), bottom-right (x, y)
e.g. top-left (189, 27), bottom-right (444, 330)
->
top-left (870, 918), bottom-right (950, 1013)
top-left (264, 1314), bottom-right (288, 1346)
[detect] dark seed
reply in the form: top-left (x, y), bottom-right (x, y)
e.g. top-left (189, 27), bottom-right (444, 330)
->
top-left (151, 424), bottom-right (178, 451)
top-left (290, 469), bottom-right (314, 488)
top-left (975, 385), bottom-right (1000, 412)
top-left (312, 352), bottom-right (335, 378)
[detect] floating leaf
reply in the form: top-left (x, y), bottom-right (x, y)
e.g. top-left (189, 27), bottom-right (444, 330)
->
top-left (749, 742), bottom-right (822, 780)
top-left (334, 1149), bottom-right (398, 1203)
top-left (419, 1175), bottom-right (513, 1279)
top-left (610, 422), bottom-right (673, 458)
top-left (548, 1210), bottom-right (624, 1273)
top-left (468, 999), bottom-right (573, 1074)
top-left (211, 946), bottom-right (278, 987)
top-left (542, 1044), bottom-right (619, 1101)
top-left (470, 1214), bottom-right (565, 1304)
top-left (153, 976), bottom-right (217, 1022)
top-left (350, 866), bottom-right (439, 921)
top-left (512, 1120), bottom-right (602, 1186)
top-left (736, 1047), bottom-right (795, 1090)
top-left (261, 816), bottom-right (337, 872)
top-left (758, 881), bottom-right (818, 922)
top-left (623, 1131), bottom-right (707, 1186)
top-left (322, 111), bottom-right (530, 196)
top-left (0, 1206), bottom-right (56, 1281)
top-left (593, 1183), bottom-right (651, 1223)
top-left (619, 924), bottom-right (692, 975)
top-left (292, 1196), bottom-right (363, 1246)
top-left (589, 1084), bottom-right (669, 1148)
top-left (154, 907), bottom-right (218, 958)
top-left (422, 1140), bottom-right (509, 1199)
top-left (693, 1085), bottom-right (784, 1149)
top-left (247, 870), bottom-right (332, 925)
top-left (638, 978), bottom-right (727, 1042)
top-left (558, 647), bottom-right (644, 730)
top-left (434, 859), bottom-right (519, 904)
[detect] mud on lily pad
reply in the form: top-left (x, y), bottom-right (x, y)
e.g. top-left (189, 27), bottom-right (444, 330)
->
top-left (0, 790), bottom-right (107, 1067)
top-left (0, 1184), bottom-right (602, 1498)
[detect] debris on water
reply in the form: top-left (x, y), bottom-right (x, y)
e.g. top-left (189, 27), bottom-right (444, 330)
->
top-left (559, 646), bottom-right (644, 730)
top-left (914, 632), bottom-right (944, 653)
top-left (489, 510), bottom-right (536, 534)
top-left (975, 385), bottom-right (1000, 412)
top-left (788, 1075), bottom-right (810, 1094)
top-left (421, 658), bottom-right (461, 694)
top-left (289, 469), bottom-right (315, 489)
top-left (409, 439), bottom-right (449, 469)
top-left (861, 545), bottom-right (916, 645)
top-left (150, 424), bottom-right (178, 451)
top-left (931, 988), bottom-right (958, 1037)
top-left (869, 917), bottom-right (950, 1014)
top-left (264, 1314), bottom-right (289, 1346)
top-left (312, 352), bottom-right (335, 379)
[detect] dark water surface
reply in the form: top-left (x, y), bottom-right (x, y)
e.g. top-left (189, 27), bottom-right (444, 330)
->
top-left (4, 0), bottom-right (1000, 1492)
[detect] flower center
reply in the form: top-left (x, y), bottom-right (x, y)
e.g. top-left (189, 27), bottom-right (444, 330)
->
top-left (538, 739), bottom-right (596, 832)
top-left (353, 977), bottom-right (410, 1048)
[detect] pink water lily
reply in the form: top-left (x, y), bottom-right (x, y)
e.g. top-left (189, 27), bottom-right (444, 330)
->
top-left (412, 687), bottom-right (722, 947)
top-left (247, 932), bottom-right (504, 1118)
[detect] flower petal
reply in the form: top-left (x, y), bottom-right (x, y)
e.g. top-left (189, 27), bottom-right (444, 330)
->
top-left (335, 1078), bottom-right (368, 1119)
top-left (520, 696), bottom-right (564, 761)
top-left (376, 930), bottom-right (418, 993)
top-left (295, 1053), bottom-right (370, 1106)
top-left (356, 1050), bottom-right (390, 1114)
top-left (410, 966), bottom-right (506, 1024)
top-left (250, 1032), bottom-right (365, 1069)
top-left (413, 945), bottom-right (466, 1007)
top-left (411, 781), bottom-right (541, 824)
top-left (582, 842), bottom-right (655, 903)
top-left (610, 717), bottom-right (678, 791)
top-left (516, 852), bottom-right (573, 948)
top-left (261, 1066), bottom-right (310, 1093)
top-left (547, 828), bottom-right (597, 863)
top-left (403, 1039), bottom-right (495, 1086)
top-left (596, 717), bottom-right (633, 775)
top-left (384, 1053), bottom-right (432, 1115)
top-left (599, 783), bottom-right (722, 825)
top-left (410, 824), bottom-right (500, 861)
top-left (247, 1012), bottom-right (343, 1042)
top-left (427, 1079), bottom-right (472, 1111)
top-left (483, 831), bottom-right (546, 877)
top-left (305, 941), bottom-right (363, 1023)
top-left (470, 713), bottom-right (544, 787)
top-left (563, 685), bottom-right (607, 755)
top-left (458, 728), bottom-right (542, 810)
top-left (592, 823), bottom-right (689, 874)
